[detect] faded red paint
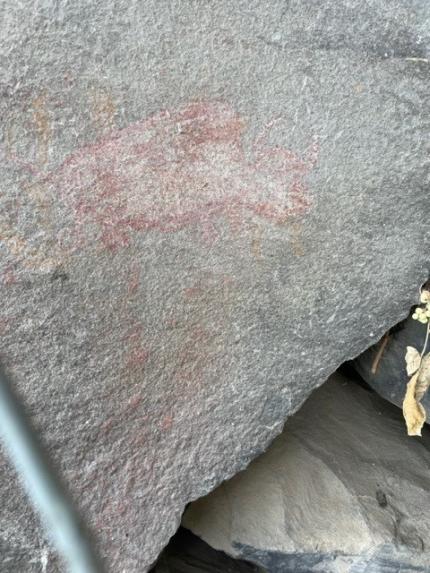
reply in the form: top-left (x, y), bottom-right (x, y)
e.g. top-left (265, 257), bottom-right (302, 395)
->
top-left (97, 392), bottom-right (146, 440)
top-left (126, 264), bottom-right (140, 296)
top-left (1, 266), bottom-right (17, 286)
top-left (0, 317), bottom-right (10, 335)
top-left (123, 322), bottom-right (150, 370)
top-left (126, 347), bottom-right (150, 369)
top-left (183, 285), bottom-right (204, 299)
top-left (160, 413), bottom-right (174, 430)
top-left (12, 101), bottom-right (317, 258)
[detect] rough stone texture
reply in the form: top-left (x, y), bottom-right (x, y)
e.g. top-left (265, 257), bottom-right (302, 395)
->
top-left (184, 373), bottom-right (430, 573)
top-left (354, 314), bottom-right (430, 415)
top-left (0, 1), bottom-right (429, 571)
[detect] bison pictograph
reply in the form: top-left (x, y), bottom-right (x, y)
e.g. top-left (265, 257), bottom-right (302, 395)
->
top-left (3, 100), bottom-right (318, 268)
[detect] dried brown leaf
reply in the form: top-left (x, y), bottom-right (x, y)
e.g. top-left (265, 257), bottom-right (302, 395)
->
top-left (405, 346), bottom-right (421, 376)
top-left (403, 372), bottom-right (426, 436)
top-left (416, 353), bottom-right (430, 400)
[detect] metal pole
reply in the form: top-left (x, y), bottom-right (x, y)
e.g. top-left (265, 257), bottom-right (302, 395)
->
top-left (0, 365), bottom-right (104, 573)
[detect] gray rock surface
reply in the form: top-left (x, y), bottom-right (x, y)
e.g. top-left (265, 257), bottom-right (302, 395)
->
top-left (184, 373), bottom-right (430, 573)
top-left (354, 314), bottom-right (430, 416)
top-left (0, 1), bottom-right (429, 571)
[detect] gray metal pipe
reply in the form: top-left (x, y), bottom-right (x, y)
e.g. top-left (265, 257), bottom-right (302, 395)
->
top-left (0, 365), bottom-right (104, 573)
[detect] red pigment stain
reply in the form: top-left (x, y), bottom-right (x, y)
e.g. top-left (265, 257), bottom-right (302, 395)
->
top-left (123, 322), bottom-right (150, 370)
top-left (183, 285), bottom-right (204, 298)
top-left (18, 101), bottom-right (318, 253)
top-left (160, 413), bottom-right (173, 430)
top-left (0, 318), bottom-right (10, 335)
top-left (166, 317), bottom-right (179, 329)
top-left (126, 264), bottom-right (140, 296)
top-left (97, 393), bottom-right (146, 439)
top-left (1, 266), bottom-right (17, 285)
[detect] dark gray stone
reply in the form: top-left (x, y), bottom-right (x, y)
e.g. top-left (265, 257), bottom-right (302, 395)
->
top-left (354, 314), bottom-right (430, 416)
top-left (184, 374), bottom-right (430, 573)
top-left (0, 1), bottom-right (429, 571)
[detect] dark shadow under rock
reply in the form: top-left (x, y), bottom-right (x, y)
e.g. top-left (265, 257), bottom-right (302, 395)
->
top-left (353, 314), bottom-right (430, 416)
top-left (150, 527), bottom-right (265, 573)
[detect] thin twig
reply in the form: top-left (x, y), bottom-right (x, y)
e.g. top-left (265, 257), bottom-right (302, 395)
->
top-left (371, 332), bottom-right (390, 374)
top-left (421, 321), bottom-right (430, 359)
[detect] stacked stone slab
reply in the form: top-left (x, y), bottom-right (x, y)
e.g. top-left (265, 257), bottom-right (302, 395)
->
top-left (184, 374), bottom-right (430, 573)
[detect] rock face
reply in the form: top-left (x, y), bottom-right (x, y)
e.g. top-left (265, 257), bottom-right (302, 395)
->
top-left (354, 315), bottom-right (430, 416)
top-left (184, 373), bottom-right (430, 573)
top-left (1, 1), bottom-right (429, 571)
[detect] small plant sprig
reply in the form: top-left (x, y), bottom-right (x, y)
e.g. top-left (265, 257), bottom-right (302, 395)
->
top-left (412, 305), bottom-right (430, 324)
top-left (403, 289), bottom-right (430, 436)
